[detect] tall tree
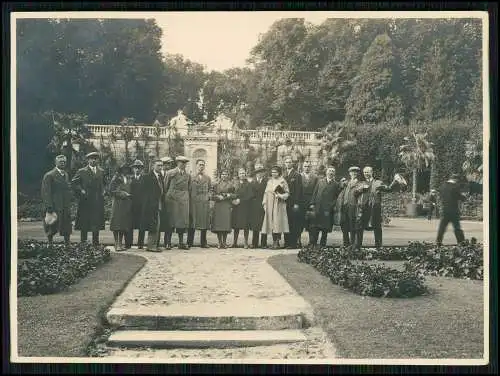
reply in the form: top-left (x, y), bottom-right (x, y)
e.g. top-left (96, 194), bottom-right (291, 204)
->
top-left (345, 34), bottom-right (404, 126)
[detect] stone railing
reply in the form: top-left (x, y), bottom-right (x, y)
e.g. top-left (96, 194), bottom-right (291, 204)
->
top-left (86, 124), bottom-right (323, 143)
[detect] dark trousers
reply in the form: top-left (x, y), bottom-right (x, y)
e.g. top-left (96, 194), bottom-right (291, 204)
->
top-left (187, 228), bottom-right (208, 247)
top-left (436, 214), bottom-right (465, 245)
top-left (48, 233), bottom-right (70, 246)
top-left (341, 225), bottom-right (356, 247)
top-left (285, 206), bottom-right (301, 247)
top-left (252, 231), bottom-right (268, 248)
top-left (309, 228), bottom-right (328, 247)
top-left (81, 231), bottom-right (99, 245)
top-left (125, 229), bottom-right (145, 248)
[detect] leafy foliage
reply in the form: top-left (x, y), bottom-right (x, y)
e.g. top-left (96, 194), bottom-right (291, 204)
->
top-left (17, 240), bottom-right (111, 296)
top-left (298, 246), bottom-right (429, 298)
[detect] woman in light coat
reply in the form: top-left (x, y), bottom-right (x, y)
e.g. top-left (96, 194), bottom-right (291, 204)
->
top-left (261, 165), bottom-right (290, 249)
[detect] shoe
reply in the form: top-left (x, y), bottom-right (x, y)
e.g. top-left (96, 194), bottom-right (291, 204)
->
top-left (179, 244), bottom-right (189, 250)
top-left (146, 248), bottom-right (162, 253)
top-left (201, 244), bottom-right (210, 248)
top-left (165, 244), bottom-right (172, 250)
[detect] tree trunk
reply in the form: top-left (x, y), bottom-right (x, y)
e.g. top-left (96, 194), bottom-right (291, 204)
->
top-left (412, 168), bottom-right (418, 202)
top-left (429, 160), bottom-right (437, 191)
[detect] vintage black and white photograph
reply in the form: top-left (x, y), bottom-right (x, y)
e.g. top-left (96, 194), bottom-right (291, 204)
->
top-left (11, 10), bottom-right (489, 364)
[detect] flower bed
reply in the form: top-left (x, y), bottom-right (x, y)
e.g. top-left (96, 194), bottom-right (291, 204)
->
top-left (18, 240), bottom-right (111, 297)
top-left (298, 246), bottom-right (428, 298)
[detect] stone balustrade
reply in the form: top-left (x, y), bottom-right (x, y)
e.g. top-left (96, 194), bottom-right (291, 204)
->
top-left (86, 124), bottom-right (323, 143)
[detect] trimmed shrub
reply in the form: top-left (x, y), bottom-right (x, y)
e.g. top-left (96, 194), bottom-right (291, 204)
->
top-left (298, 246), bottom-right (428, 298)
top-left (17, 239), bottom-right (111, 297)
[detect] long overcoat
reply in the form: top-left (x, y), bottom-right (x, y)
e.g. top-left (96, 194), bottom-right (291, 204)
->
top-left (211, 181), bottom-right (235, 233)
top-left (139, 171), bottom-right (164, 231)
top-left (261, 177), bottom-right (290, 234)
top-left (109, 174), bottom-right (133, 232)
top-left (41, 168), bottom-right (73, 236)
top-left (190, 173), bottom-right (212, 230)
top-left (249, 176), bottom-right (268, 232)
top-left (231, 179), bottom-right (255, 230)
top-left (163, 168), bottom-right (191, 230)
top-left (310, 178), bottom-right (341, 232)
top-left (357, 179), bottom-right (396, 230)
top-left (334, 179), bottom-right (364, 231)
top-left (72, 165), bottom-right (105, 232)
top-left (130, 173), bottom-right (145, 230)
top-left (300, 173), bottom-right (319, 230)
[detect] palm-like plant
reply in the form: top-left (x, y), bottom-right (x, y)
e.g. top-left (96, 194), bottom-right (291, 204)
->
top-left (399, 131), bottom-right (436, 202)
top-left (119, 117), bottom-right (137, 163)
top-left (319, 123), bottom-right (358, 167)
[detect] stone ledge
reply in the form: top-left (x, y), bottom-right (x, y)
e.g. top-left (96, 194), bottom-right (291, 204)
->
top-left (107, 329), bottom-right (307, 349)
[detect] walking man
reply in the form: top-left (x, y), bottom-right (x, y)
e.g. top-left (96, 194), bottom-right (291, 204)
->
top-left (187, 159), bottom-right (212, 248)
top-left (141, 159), bottom-right (164, 252)
top-left (72, 152), bottom-right (105, 245)
top-left (125, 159), bottom-right (146, 248)
top-left (436, 173), bottom-right (467, 246)
top-left (283, 155), bottom-right (303, 249)
top-left (41, 155), bottom-right (73, 246)
top-left (164, 156), bottom-right (191, 250)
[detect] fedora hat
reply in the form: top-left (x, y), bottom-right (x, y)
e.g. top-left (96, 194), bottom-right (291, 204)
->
top-left (348, 166), bottom-right (360, 172)
top-left (175, 156), bottom-right (189, 163)
top-left (131, 159), bottom-right (144, 168)
top-left (160, 156), bottom-right (173, 163)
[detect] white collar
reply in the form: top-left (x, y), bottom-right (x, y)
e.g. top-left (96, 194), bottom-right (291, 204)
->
top-left (56, 167), bottom-right (65, 175)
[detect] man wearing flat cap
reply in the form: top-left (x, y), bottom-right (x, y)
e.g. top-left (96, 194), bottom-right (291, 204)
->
top-left (163, 155), bottom-right (192, 250)
top-left (71, 152), bottom-right (106, 245)
top-left (159, 156), bottom-right (175, 248)
top-left (335, 166), bottom-right (364, 250)
top-left (125, 159), bottom-right (146, 249)
top-left (436, 172), bottom-right (467, 246)
top-left (41, 154), bottom-right (73, 246)
top-left (187, 159), bottom-right (212, 248)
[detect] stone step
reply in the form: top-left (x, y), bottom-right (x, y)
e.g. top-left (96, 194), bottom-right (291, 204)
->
top-left (107, 305), bottom-right (308, 331)
top-left (107, 329), bottom-right (307, 349)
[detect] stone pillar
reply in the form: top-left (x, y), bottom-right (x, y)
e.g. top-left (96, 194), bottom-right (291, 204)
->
top-left (184, 137), bottom-right (219, 179)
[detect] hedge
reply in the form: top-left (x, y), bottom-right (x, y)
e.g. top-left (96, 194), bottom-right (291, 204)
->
top-left (297, 246), bottom-right (429, 298)
top-left (18, 239), bottom-right (111, 297)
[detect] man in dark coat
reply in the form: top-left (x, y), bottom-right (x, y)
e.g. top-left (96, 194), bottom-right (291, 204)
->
top-left (357, 166), bottom-right (402, 249)
top-left (41, 155), bottom-right (73, 246)
top-left (187, 159), bottom-right (212, 248)
top-left (72, 152), bottom-right (105, 245)
top-left (300, 160), bottom-right (319, 246)
top-left (159, 156), bottom-right (175, 248)
top-left (283, 155), bottom-right (303, 249)
top-left (125, 159), bottom-right (146, 248)
top-left (335, 166), bottom-right (364, 249)
top-left (163, 156), bottom-right (191, 250)
top-left (140, 159), bottom-right (165, 252)
top-left (249, 163), bottom-right (268, 248)
top-left (309, 165), bottom-right (341, 248)
top-left (436, 173), bottom-right (467, 246)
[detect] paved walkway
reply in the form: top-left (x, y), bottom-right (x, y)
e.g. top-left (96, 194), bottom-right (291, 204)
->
top-left (102, 247), bottom-right (337, 360)
top-left (17, 217), bottom-right (485, 247)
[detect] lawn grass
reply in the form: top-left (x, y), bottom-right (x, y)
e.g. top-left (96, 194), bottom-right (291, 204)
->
top-left (17, 253), bottom-right (146, 358)
top-left (268, 253), bottom-right (484, 359)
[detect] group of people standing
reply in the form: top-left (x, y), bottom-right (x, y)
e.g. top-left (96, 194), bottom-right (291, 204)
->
top-left (40, 151), bottom-right (416, 252)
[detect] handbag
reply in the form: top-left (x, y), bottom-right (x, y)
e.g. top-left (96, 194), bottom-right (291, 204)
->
top-left (274, 185), bottom-right (285, 195)
top-left (45, 211), bottom-right (58, 226)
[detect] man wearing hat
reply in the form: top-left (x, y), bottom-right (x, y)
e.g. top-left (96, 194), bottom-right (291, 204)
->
top-left (249, 162), bottom-right (269, 248)
top-left (163, 155), bottom-right (192, 250)
top-left (300, 160), bottom-right (319, 246)
top-left (356, 166), bottom-right (403, 249)
top-left (187, 159), bottom-right (212, 248)
top-left (334, 166), bottom-right (364, 249)
top-left (125, 159), bottom-right (146, 249)
top-left (71, 152), bottom-right (106, 245)
top-left (436, 173), bottom-right (467, 246)
top-left (159, 156), bottom-right (175, 248)
top-left (141, 159), bottom-right (165, 252)
top-left (41, 154), bottom-right (73, 246)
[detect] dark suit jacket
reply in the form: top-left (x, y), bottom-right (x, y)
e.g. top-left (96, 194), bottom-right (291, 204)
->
top-left (439, 181), bottom-right (467, 217)
top-left (72, 165), bottom-right (105, 231)
top-left (41, 168), bottom-right (73, 235)
top-left (310, 178), bottom-right (341, 231)
top-left (284, 168), bottom-right (303, 207)
top-left (139, 171), bottom-right (164, 230)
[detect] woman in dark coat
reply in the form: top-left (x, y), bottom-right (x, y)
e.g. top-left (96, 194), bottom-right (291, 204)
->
top-left (231, 168), bottom-right (255, 248)
top-left (109, 164), bottom-right (133, 251)
top-left (248, 163), bottom-right (268, 248)
top-left (211, 170), bottom-right (236, 249)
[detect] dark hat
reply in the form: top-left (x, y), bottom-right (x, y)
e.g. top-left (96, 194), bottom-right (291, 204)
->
top-left (131, 159), bottom-right (144, 168)
top-left (270, 165), bottom-right (282, 174)
top-left (55, 154), bottom-right (67, 160)
top-left (117, 163), bottom-right (131, 173)
top-left (175, 156), bottom-right (189, 163)
top-left (348, 166), bottom-right (360, 172)
top-left (85, 152), bottom-right (99, 159)
top-left (253, 164), bottom-right (267, 174)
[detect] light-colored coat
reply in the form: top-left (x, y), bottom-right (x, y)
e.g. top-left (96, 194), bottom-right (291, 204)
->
top-left (261, 177), bottom-right (290, 234)
top-left (163, 167), bottom-right (191, 229)
top-left (190, 173), bottom-right (212, 229)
